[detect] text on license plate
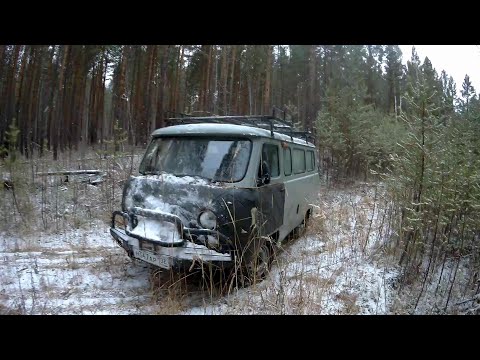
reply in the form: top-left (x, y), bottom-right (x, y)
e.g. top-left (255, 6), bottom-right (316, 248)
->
top-left (133, 248), bottom-right (171, 269)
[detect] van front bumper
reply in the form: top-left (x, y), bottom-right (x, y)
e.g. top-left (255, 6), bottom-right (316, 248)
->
top-left (110, 227), bottom-right (233, 270)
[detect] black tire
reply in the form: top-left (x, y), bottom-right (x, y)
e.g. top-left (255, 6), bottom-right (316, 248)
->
top-left (304, 209), bottom-right (312, 230)
top-left (233, 236), bottom-right (273, 287)
top-left (294, 210), bottom-right (312, 238)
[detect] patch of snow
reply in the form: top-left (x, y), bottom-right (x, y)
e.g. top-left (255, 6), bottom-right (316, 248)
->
top-left (141, 196), bottom-right (172, 214)
top-left (0, 221), bottom-right (154, 315)
top-left (129, 218), bottom-right (181, 243)
top-left (133, 174), bottom-right (214, 187)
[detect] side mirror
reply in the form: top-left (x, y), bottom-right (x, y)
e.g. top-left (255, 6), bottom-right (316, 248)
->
top-left (257, 160), bottom-right (271, 186)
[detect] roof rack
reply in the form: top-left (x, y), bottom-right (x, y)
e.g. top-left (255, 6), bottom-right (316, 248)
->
top-left (165, 107), bottom-right (315, 144)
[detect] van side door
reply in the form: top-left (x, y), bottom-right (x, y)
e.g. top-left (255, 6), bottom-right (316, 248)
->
top-left (255, 142), bottom-right (285, 237)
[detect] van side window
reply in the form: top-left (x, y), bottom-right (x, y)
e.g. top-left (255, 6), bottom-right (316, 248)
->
top-left (292, 148), bottom-right (305, 174)
top-left (284, 147), bottom-right (292, 176)
top-left (261, 143), bottom-right (279, 177)
top-left (306, 150), bottom-right (314, 171)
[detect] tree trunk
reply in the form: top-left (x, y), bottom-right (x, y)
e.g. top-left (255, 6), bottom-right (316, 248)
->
top-left (212, 46), bottom-right (218, 114)
top-left (204, 45), bottom-right (213, 113)
top-left (32, 46), bottom-right (46, 155)
top-left (52, 45), bottom-right (68, 160)
top-left (16, 46), bottom-right (29, 156)
top-left (279, 46), bottom-right (284, 109)
top-left (233, 46), bottom-right (243, 114)
top-left (264, 45), bottom-right (272, 115)
top-left (147, 45), bottom-right (158, 134)
top-left (60, 45), bottom-right (72, 153)
top-left (0, 45), bottom-right (6, 85)
top-left (155, 45), bottom-right (169, 129)
top-left (171, 45), bottom-right (183, 114)
top-left (97, 48), bottom-right (106, 145)
top-left (115, 45), bottom-right (128, 135)
top-left (46, 46), bottom-right (59, 154)
top-left (3, 46), bottom-right (21, 138)
top-left (228, 45), bottom-right (237, 115)
top-left (89, 62), bottom-right (97, 145)
top-left (306, 45), bottom-right (316, 132)
top-left (29, 46), bottom-right (42, 156)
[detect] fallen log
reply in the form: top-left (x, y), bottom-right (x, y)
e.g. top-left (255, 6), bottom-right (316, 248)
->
top-left (36, 170), bottom-right (103, 176)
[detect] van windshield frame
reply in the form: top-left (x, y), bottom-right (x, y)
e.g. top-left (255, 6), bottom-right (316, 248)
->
top-left (139, 136), bottom-right (253, 183)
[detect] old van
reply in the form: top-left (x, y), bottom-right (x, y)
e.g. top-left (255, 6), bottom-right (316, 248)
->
top-left (110, 111), bottom-right (320, 283)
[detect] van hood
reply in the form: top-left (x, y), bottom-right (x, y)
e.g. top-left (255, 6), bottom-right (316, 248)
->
top-left (122, 174), bottom-right (231, 227)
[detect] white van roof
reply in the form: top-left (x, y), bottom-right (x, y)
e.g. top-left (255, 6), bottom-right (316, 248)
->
top-left (152, 123), bottom-right (315, 147)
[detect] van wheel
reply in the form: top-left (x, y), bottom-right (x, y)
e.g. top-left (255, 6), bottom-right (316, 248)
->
top-left (304, 210), bottom-right (312, 229)
top-left (238, 236), bottom-right (273, 286)
top-left (293, 211), bottom-right (311, 238)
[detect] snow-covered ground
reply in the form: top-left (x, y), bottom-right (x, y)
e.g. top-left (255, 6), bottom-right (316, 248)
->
top-left (182, 184), bottom-right (400, 315)
top-left (1, 150), bottom-right (476, 314)
top-left (1, 175), bottom-right (403, 314)
top-left (0, 221), bottom-right (157, 314)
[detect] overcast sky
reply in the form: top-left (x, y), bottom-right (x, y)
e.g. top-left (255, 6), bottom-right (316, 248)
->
top-left (398, 45), bottom-right (480, 97)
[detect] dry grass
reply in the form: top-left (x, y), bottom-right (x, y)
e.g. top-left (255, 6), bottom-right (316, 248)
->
top-left (1, 149), bottom-right (410, 314)
top-left (173, 182), bottom-right (401, 315)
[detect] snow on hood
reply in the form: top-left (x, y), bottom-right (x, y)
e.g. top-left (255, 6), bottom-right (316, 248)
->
top-left (140, 173), bottom-right (214, 186)
top-left (123, 174), bottom-right (223, 227)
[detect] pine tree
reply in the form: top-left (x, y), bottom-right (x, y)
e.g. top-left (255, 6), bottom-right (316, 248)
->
top-left (384, 45), bottom-right (403, 116)
top-left (460, 74), bottom-right (476, 115)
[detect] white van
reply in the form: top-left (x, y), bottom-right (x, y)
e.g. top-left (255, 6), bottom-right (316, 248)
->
top-left (110, 112), bottom-right (320, 283)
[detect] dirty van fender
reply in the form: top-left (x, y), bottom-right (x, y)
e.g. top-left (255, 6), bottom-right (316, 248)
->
top-left (215, 183), bottom-right (285, 243)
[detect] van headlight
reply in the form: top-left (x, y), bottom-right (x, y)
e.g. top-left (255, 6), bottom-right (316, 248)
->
top-left (198, 210), bottom-right (217, 230)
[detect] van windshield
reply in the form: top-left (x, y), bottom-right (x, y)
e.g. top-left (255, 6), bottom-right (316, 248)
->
top-left (139, 137), bottom-right (252, 182)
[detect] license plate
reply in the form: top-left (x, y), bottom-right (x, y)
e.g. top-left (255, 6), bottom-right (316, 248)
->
top-left (133, 248), bottom-right (171, 269)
